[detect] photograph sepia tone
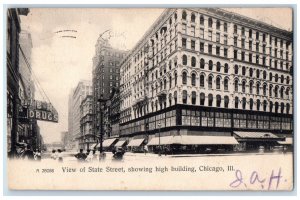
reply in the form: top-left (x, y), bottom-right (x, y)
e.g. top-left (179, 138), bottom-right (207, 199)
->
top-left (6, 7), bottom-right (294, 191)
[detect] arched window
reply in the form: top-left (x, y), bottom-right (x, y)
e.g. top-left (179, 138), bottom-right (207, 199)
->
top-left (242, 66), bottom-right (246, 75)
top-left (200, 74), bottom-right (205, 87)
top-left (269, 72), bottom-right (273, 81)
top-left (200, 93), bottom-right (205, 105)
top-left (216, 20), bottom-right (220, 29)
top-left (275, 74), bottom-right (278, 82)
top-left (182, 10), bottom-right (187, 20)
top-left (234, 79), bottom-right (239, 92)
top-left (182, 90), bottom-right (187, 104)
top-left (281, 75), bottom-right (284, 83)
top-left (191, 56), bottom-right (196, 67)
top-left (224, 63), bottom-right (229, 73)
top-left (249, 81), bottom-right (253, 94)
top-left (200, 58), bottom-right (205, 69)
top-left (224, 23), bottom-right (227, 32)
top-left (249, 68), bottom-right (253, 77)
top-left (169, 18), bottom-right (172, 26)
top-left (242, 97), bottom-right (246, 109)
top-left (270, 101), bottom-right (273, 113)
top-left (286, 88), bottom-right (290, 98)
top-left (224, 96), bottom-right (229, 108)
top-left (263, 100), bottom-right (267, 112)
top-left (250, 98), bottom-right (254, 110)
top-left (209, 60), bottom-right (213, 70)
top-left (174, 13), bottom-right (177, 21)
top-left (182, 55), bottom-right (187, 65)
top-left (280, 86), bottom-right (284, 98)
top-left (257, 99), bottom-right (261, 111)
top-left (275, 102), bottom-right (279, 113)
top-left (269, 85), bottom-right (273, 96)
top-left (174, 72), bottom-right (177, 86)
top-left (235, 97), bottom-right (239, 109)
top-left (216, 62), bottom-right (221, 72)
top-left (169, 60), bottom-right (172, 70)
top-left (256, 69), bottom-right (260, 78)
top-left (174, 91), bottom-right (177, 104)
top-left (208, 18), bottom-right (213, 27)
top-left (164, 79), bottom-right (167, 89)
top-left (234, 25), bottom-right (237, 33)
top-left (242, 81), bottom-right (246, 93)
top-left (287, 76), bottom-right (290, 84)
top-left (286, 103), bottom-right (290, 114)
top-left (216, 77), bottom-right (221, 90)
top-left (208, 76), bottom-right (213, 89)
top-left (216, 95), bottom-right (221, 107)
top-left (191, 91), bottom-right (196, 105)
top-left (224, 78), bottom-right (228, 91)
top-left (263, 84), bottom-right (267, 96)
top-left (191, 73), bottom-right (196, 86)
top-left (169, 76), bottom-right (172, 89)
top-left (191, 13), bottom-right (195, 22)
top-left (263, 71), bottom-right (267, 79)
top-left (274, 86), bottom-right (278, 98)
top-left (182, 72), bottom-right (187, 84)
top-left (281, 102), bottom-right (285, 113)
top-left (208, 94), bottom-right (213, 106)
top-left (234, 65), bottom-right (239, 74)
top-left (256, 82), bottom-right (260, 95)
top-left (200, 15), bottom-right (204, 25)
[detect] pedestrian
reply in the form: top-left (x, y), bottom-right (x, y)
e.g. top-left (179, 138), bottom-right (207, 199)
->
top-left (144, 145), bottom-right (148, 155)
top-left (51, 149), bottom-right (57, 160)
top-left (34, 149), bottom-right (42, 161)
top-left (86, 149), bottom-right (91, 156)
top-left (92, 150), bottom-right (98, 161)
top-left (86, 150), bottom-right (93, 162)
top-left (57, 149), bottom-right (63, 162)
top-left (74, 149), bottom-right (87, 162)
top-left (22, 145), bottom-right (35, 160)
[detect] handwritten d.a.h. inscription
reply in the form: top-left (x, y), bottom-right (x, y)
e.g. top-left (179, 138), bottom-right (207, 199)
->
top-left (229, 168), bottom-right (286, 190)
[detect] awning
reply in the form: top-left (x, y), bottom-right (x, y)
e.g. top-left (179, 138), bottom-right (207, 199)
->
top-left (102, 138), bottom-right (118, 147)
top-left (147, 135), bottom-right (238, 145)
top-left (128, 139), bottom-right (145, 147)
top-left (234, 131), bottom-right (279, 139)
top-left (278, 138), bottom-right (293, 145)
top-left (115, 140), bottom-right (127, 147)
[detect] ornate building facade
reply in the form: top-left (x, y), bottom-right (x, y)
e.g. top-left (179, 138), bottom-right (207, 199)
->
top-left (119, 8), bottom-right (293, 151)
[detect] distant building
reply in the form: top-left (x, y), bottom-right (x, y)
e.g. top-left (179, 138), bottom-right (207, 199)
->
top-left (68, 80), bottom-right (93, 150)
top-left (78, 95), bottom-right (95, 150)
top-left (92, 38), bottom-right (127, 140)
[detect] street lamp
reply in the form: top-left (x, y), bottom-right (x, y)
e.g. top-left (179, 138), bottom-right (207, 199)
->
top-left (97, 94), bottom-right (109, 154)
top-left (158, 121), bottom-right (161, 156)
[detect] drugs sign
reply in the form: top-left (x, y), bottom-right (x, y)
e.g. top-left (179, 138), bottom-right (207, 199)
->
top-left (28, 109), bottom-right (58, 122)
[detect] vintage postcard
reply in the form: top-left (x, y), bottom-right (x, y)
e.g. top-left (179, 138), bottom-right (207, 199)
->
top-left (6, 7), bottom-right (294, 191)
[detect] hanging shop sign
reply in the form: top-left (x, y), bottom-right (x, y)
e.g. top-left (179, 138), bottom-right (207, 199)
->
top-left (20, 99), bottom-right (59, 123)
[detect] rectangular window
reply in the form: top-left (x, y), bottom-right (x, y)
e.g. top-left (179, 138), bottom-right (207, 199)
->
top-left (191, 40), bottom-right (195, 50)
top-left (224, 48), bottom-right (228, 57)
top-left (216, 46), bottom-right (220, 56)
top-left (208, 44), bottom-right (212, 54)
top-left (200, 28), bottom-right (204, 39)
top-left (234, 50), bottom-right (238, 59)
top-left (256, 55), bottom-right (259, 64)
top-left (216, 33), bottom-right (220, 43)
top-left (241, 51), bottom-right (245, 61)
top-left (182, 23), bottom-right (187, 34)
top-left (182, 38), bottom-right (187, 48)
top-left (249, 53), bottom-right (252, 63)
top-left (263, 44), bottom-right (266, 54)
top-left (234, 37), bottom-right (237, 47)
top-left (249, 41), bottom-right (252, 50)
top-left (208, 31), bottom-right (212, 41)
top-left (256, 42), bottom-right (259, 52)
top-left (191, 25), bottom-right (195, 36)
top-left (224, 35), bottom-right (228, 45)
top-left (241, 38), bottom-right (245, 49)
top-left (200, 42), bottom-right (204, 53)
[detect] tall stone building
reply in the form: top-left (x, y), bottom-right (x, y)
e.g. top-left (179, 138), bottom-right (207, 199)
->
top-left (119, 8), bottom-right (293, 152)
top-left (68, 80), bottom-right (93, 150)
top-left (92, 38), bottom-right (127, 140)
top-left (7, 8), bottom-right (30, 155)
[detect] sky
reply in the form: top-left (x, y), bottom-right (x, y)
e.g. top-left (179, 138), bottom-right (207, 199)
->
top-left (19, 8), bottom-right (292, 144)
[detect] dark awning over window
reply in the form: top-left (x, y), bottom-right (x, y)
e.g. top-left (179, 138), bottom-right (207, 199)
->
top-left (233, 131), bottom-right (284, 141)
